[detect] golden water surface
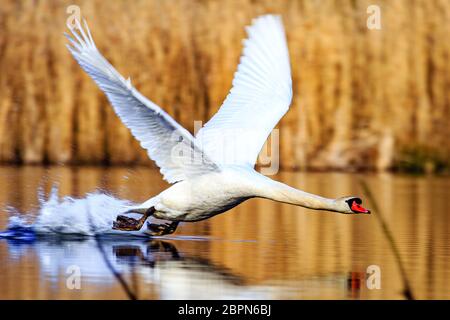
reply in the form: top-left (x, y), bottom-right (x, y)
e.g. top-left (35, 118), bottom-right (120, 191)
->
top-left (0, 166), bottom-right (448, 299)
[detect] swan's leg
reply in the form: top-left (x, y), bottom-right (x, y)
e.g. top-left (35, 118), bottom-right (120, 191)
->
top-left (112, 207), bottom-right (155, 231)
top-left (145, 221), bottom-right (179, 236)
top-left (122, 207), bottom-right (148, 215)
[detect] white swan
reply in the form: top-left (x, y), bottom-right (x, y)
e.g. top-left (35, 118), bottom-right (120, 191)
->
top-left (65, 15), bottom-right (370, 236)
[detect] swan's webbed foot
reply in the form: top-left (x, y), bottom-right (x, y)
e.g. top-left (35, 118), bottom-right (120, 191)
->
top-left (112, 215), bottom-right (146, 231)
top-left (145, 221), bottom-right (179, 236)
top-left (112, 208), bottom-right (154, 231)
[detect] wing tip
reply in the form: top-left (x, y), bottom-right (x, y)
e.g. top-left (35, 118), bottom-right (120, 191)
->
top-left (65, 17), bottom-right (97, 53)
top-left (252, 14), bottom-right (283, 26)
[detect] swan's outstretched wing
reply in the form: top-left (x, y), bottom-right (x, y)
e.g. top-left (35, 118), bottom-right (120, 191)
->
top-left (65, 21), bottom-right (218, 183)
top-left (196, 15), bottom-right (292, 167)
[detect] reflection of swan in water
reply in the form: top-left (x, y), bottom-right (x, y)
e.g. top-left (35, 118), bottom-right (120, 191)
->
top-left (2, 234), bottom-right (360, 299)
top-left (3, 236), bottom-right (276, 298)
top-left (112, 241), bottom-right (268, 299)
top-left (112, 242), bottom-right (362, 299)
top-left (65, 15), bottom-right (370, 237)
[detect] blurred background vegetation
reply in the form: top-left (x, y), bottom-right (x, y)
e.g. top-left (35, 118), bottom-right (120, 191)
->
top-left (0, 0), bottom-right (448, 172)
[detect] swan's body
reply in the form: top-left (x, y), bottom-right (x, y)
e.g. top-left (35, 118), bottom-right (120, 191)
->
top-left (65, 15), bottom-right (369, 235)
top-left (141, 168), bottom-right (255, 222)
top-left (140, 167), bottom-right (356, 222)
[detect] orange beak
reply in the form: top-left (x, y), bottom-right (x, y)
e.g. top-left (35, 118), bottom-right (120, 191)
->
top-left (351, 201), bottom-right (370, 214)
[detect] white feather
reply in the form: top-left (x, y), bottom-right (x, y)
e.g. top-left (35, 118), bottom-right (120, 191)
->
top-left (195, 15), bottom-right (292, 167)
top-left (65, 20), bottom-right (219, 184)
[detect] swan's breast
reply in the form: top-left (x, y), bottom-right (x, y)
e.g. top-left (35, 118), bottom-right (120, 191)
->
top-left (153, 169), bottom-right (257, 221)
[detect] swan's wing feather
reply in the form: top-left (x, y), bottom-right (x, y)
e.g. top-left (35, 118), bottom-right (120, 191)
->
top-left (196, 15), bottom-right (292, 167)
top-left (66, 20), bottom-right (218, 183)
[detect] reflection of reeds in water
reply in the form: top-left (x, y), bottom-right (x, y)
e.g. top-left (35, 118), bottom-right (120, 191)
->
top-left (359, 178), bottom-right (414, 299)
top-left (0, 167), bottom-right (448, 299)
top-left (0, 0), bottom-right (449, 170)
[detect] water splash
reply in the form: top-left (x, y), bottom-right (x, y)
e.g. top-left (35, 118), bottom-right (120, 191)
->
top-left (1, 186), bottom-right (149, 238)
top-left (0, 216), bottom-right (35, 242)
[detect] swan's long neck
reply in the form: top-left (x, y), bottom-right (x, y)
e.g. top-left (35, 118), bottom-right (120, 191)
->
top-left (254, 176), bottom-right (337, 211)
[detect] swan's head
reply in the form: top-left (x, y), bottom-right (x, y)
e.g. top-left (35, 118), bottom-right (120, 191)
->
top-left (336, 196), bottom-right (371, 214)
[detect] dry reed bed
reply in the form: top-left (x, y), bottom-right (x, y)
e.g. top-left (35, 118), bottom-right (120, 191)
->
top-left (0, 0), bottom-right (448, 170)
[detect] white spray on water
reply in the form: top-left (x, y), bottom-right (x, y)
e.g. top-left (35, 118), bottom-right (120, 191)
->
top-left (4, 186), bottom-right (149, 237)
